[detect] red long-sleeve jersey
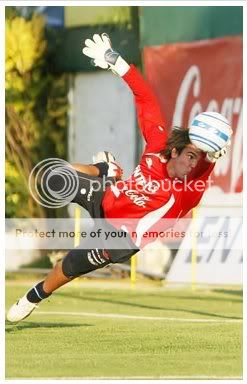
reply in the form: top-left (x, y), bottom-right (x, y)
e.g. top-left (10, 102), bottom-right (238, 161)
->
top-left (102, 65), bottom-right (215, 248)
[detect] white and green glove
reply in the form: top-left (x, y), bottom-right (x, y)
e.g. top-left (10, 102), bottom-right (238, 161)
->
top-left (82, 33), bottom-right (130, 76)
top-left (206, 140), bottom-right (231, 163)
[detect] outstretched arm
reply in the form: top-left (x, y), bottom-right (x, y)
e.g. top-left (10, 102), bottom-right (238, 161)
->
top-left (82, 33), bottom-right (167, 153)
top-left (122, 65), bottom-right (167, 153)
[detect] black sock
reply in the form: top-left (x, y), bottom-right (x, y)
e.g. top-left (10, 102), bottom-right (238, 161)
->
top-left (26, 281), bottom-right (51, 303)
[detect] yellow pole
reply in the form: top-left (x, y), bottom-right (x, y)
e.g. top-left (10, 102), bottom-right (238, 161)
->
top-left (74, 206), bottom-right (81, 247)
top-left (130, 254), bottom-right (137, 287)
top-left (191, 207), bottom-right (198, 291)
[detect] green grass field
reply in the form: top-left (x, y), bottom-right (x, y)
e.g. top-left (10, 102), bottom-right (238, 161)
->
top-left (5, 279), bottom-right (243, 379)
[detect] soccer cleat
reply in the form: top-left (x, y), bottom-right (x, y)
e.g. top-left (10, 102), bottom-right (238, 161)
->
top-left (7, 295), bottom-right (38, 323)
top-left (93, 151), bottom-right (123, 179)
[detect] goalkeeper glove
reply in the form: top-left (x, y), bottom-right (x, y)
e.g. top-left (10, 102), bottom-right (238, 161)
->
top-left (93, 151), bottom-right (123, 180)
top-left (206, 140), bottom-right (231, 163)
top-left (82, 33), bottom-right (130, 76)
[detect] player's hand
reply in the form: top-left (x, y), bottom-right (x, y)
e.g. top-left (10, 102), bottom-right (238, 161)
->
top-left (92, 151), bottom-right (123, 180)
top-left (82, 33), bottom-right (115, 69)
top-left (82, 33), bottom-right (130, 76)
top-left (107, 161), bottom-right (123, 180)
top-left (206, 140), bottom-right (231, 163)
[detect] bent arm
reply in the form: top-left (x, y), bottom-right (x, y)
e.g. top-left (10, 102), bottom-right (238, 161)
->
top-left (187, 154), bottom-right (215, 181)
top-left (70, 163), bottom-right (100, 176)
top-left (180, 160), bottom-right (215, 216)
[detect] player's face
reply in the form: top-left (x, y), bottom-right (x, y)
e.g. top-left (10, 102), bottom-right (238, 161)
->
top-left (171, 144), bottom-right (202, 179)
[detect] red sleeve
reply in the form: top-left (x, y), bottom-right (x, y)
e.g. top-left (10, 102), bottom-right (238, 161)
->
top-left (122, 65), bottom-right (167, 153)
top-left (180, 158), bottom-right (215, 216)
top-left (187, 153), bottom-right (215, 181)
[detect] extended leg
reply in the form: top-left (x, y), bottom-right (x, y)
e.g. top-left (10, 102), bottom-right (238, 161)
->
top-left (43, 260), bottom-right (72, 293)
top-left (6, 245), bottom-right (137, 323)
top-left (6, 247), bottom-right (110, 323)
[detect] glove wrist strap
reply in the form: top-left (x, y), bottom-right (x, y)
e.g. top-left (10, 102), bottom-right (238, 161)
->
top-left (110, 56), bottom-right (130, 77)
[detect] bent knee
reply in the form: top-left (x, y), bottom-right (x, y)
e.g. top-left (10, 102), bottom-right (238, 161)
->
top-left (62, 248), bottom-right (110, 278)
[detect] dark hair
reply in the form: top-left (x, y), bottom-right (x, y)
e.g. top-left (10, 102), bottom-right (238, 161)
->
top-left (160, 127), bottom-right (191, 160)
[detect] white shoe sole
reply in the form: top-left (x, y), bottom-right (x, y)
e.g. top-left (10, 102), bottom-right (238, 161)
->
top-left (7, 297), bottom-right (38, 323)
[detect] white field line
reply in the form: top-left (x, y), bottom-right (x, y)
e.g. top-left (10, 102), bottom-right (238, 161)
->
top-left (10, 376), bottom-right (243, 380)
top-left (35, 310), bottom-right (242, 323)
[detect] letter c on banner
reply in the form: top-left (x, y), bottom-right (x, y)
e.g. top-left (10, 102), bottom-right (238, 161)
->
top-left (173, 65), bottom-right (201, 127)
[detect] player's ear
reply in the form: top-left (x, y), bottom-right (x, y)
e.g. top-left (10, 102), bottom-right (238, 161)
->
top-left (171, 148), bottom-right (178, 159)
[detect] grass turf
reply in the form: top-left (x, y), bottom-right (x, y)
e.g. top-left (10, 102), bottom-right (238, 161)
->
top-left (5, 280), bottom-right (243, 379)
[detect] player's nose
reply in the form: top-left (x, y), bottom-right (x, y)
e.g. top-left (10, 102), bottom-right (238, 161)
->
top-left (190, 159), bottom-right (198, 168)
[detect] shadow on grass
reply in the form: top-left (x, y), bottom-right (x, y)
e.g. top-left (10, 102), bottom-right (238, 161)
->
top-left (212, 289), bottom-right (243, 297)
top-left (5, 321), bottom-right (93, 333)
top-left (66, 287), bottom-right (243, 303)
top-left (55, 291), bottom-right (242, 321)
top-left (147, 293), bottom-right (242, 304)
top-left (79, 290), bottom-right (243, 304)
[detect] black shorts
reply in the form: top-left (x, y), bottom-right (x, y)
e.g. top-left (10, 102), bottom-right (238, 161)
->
top-left (45, 166), bottom-right (139, 264)
top-left (46, 167), bottom-right (113, 217)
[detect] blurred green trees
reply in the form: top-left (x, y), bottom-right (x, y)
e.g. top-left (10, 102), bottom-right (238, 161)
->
top-left (5, 13), bottom-right (68, 218)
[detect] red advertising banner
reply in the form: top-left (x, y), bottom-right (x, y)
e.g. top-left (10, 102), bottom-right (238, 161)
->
top-left (143, 36), bottom-right (242, 194)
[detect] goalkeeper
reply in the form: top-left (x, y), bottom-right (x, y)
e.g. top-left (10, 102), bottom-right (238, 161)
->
top-left (7, 33), bottom-right (231, 323)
